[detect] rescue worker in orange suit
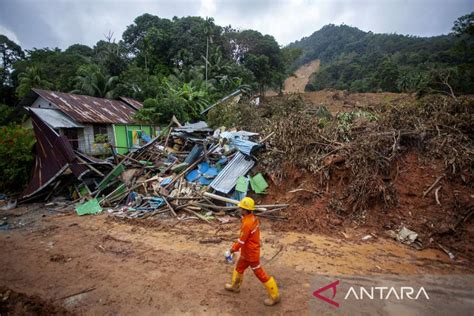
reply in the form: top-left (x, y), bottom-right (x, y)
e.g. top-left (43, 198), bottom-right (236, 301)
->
top-left (224, 197), bottom-right (280, 306)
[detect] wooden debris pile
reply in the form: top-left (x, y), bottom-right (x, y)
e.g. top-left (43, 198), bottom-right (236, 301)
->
top-left (68, 121), bottom-right (288, 223)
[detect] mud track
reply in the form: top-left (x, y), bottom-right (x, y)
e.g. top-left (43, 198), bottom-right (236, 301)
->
top-left (1, 207), bottom-right (471, 314)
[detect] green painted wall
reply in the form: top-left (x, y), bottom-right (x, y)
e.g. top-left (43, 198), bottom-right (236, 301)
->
top-left (113, 124), bottom-right (155, 154)
top-left (114, 125), bottom-right (127, 154)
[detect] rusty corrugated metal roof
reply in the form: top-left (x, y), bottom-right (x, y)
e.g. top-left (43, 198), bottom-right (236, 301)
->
top-left (119, 96), bottom-right (143, 110)
top-left (32, 89), bottom-right (142, 124)
top-left (21, 110), bottom-right (90, 200)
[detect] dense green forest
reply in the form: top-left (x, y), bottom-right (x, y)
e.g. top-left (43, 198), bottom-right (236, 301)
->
top-left (0, 12), bottom-right (473, 126)
top-left (289, 12), bottom-right (474, 94)
top-left (0, 14), bottom-right (301, 124)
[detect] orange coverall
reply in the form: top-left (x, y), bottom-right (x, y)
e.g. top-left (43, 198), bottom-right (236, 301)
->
top-left (231, 213), bottom-right (270, 283)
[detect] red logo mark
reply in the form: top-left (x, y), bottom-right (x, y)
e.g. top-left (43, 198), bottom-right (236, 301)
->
top-left (313, 280), bottom-right (340, 307)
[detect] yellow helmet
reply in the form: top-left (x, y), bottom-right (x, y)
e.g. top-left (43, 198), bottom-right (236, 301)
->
top-left (238, 197), bottom-right (255, 211)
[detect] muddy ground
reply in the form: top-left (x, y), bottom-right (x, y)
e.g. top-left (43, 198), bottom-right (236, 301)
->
top-left (0, 204), bottom-right (472, 315)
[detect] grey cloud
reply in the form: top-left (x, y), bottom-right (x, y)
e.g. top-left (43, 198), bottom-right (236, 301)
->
top-left (0, 0), bottom-right (472, 50)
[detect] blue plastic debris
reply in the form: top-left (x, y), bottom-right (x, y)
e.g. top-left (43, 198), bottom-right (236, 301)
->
top-left (186, 169), bottom-right (200, 182)
top-left (128, 191), bottom-right (138, 203)
top-left (184, 163), bottom-right (219, 185)
top-left (199, 177), bottom-right (212, 185)
top-left (198, 162), bottom-right (210, 173)
top-left (217, 157), bottom-right (228, 165)
top-left (149, 197), bottom-right (165, 208)
top-left (203, 167), bottom-right (219, 178)
top-left (141, 134), bottom-right (151, 142)
top-left (160, 178), bottom-right (172, 186)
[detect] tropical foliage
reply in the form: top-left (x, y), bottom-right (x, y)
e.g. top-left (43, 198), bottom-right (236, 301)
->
top-left (0, 12), bottom-right (472, 124)
top-left (0, 125), bottom-right (35, 192)
top-left (72, 64), bottom-right (118, 98)
top-left (0, 14), bottom-right (291, 125)
top-left (16, 66), bottom-right (52, 98)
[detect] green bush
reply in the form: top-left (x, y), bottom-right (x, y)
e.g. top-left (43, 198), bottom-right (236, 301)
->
top-left (135, 97), bottom-right (188, 124)
top-left (0, 104), bottom-right (14, 125)
top-left (0, 125), bottom-right (36, 193)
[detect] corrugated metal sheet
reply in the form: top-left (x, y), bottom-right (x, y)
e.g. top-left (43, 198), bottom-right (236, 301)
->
top-left (28, 108), bottom-right (84, 128)
top-left (184, 144), bottom-right (203, 164)
top-left (174, 121), bottom-right (213, 133)
top-left (230, 138), bottom-right (260, 156)
top-left (32, 89), bottom-right (141, 124)
top-left (210, 152), bottom-right (255, 194)
top-left (219, 131), bottom-right (261, 156)
top-left (21, 111), bottom-right (90, 200)
top-left (120, 96), bottom-right (143, 110)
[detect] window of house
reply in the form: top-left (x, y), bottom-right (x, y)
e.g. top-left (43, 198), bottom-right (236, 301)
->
top-left (93, 125), bottom-right (109, 143)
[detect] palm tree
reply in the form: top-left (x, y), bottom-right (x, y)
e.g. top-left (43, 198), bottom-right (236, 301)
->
top-left (204, 17), bottom-right (214, 84)
top-left (16, 66), bottom-right (52, 98)
top-left (72, 64), bottom-right (118, 98)
top-left (202, 46), bottom-right (232, 80)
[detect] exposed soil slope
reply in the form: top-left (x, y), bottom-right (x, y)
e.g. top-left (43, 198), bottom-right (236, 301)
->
top-left (266, 59), bottom-right (320, 96)
top-left (283, 59), bottom-right (320, 93)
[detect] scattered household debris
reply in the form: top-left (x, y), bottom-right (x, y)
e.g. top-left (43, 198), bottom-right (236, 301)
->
top-left (75, 199), bottom-right (102, 216)
top-left (361, 235), bottom-right (373, 241)
top-left (20, 118), bottom-right (288, 224)
top-left (385, 226), bottom-right (422, 249)
top-left (437, 243), bottom-right (456, 261)
top-left (0, 199), bottom-right (17, 211)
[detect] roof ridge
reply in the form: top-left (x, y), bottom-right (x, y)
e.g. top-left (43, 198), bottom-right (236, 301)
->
top-left (30, 89), bottom-right (140, 124)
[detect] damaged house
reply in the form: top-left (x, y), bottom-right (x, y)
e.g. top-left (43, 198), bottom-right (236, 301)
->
top-left (20, 89), bottom-right (156, 155)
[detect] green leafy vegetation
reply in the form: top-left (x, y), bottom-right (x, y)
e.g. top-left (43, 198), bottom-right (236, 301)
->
top-left (0, 12), bottom-right (472, 125)
top-left (0, 125), bottom-right (36, 192)
top-left (1, 14), bottom-right (290, 124)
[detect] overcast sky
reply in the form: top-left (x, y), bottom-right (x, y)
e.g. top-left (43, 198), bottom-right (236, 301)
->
top-left (1, 0), bottom-right (473, 50)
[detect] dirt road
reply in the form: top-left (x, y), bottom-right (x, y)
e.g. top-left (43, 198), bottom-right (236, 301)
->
top-left (0, 206), bottom-right (471, 315)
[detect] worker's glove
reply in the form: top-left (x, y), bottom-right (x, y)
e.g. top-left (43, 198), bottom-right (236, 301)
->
top-left (225, 249), bottom-right (234, 264)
